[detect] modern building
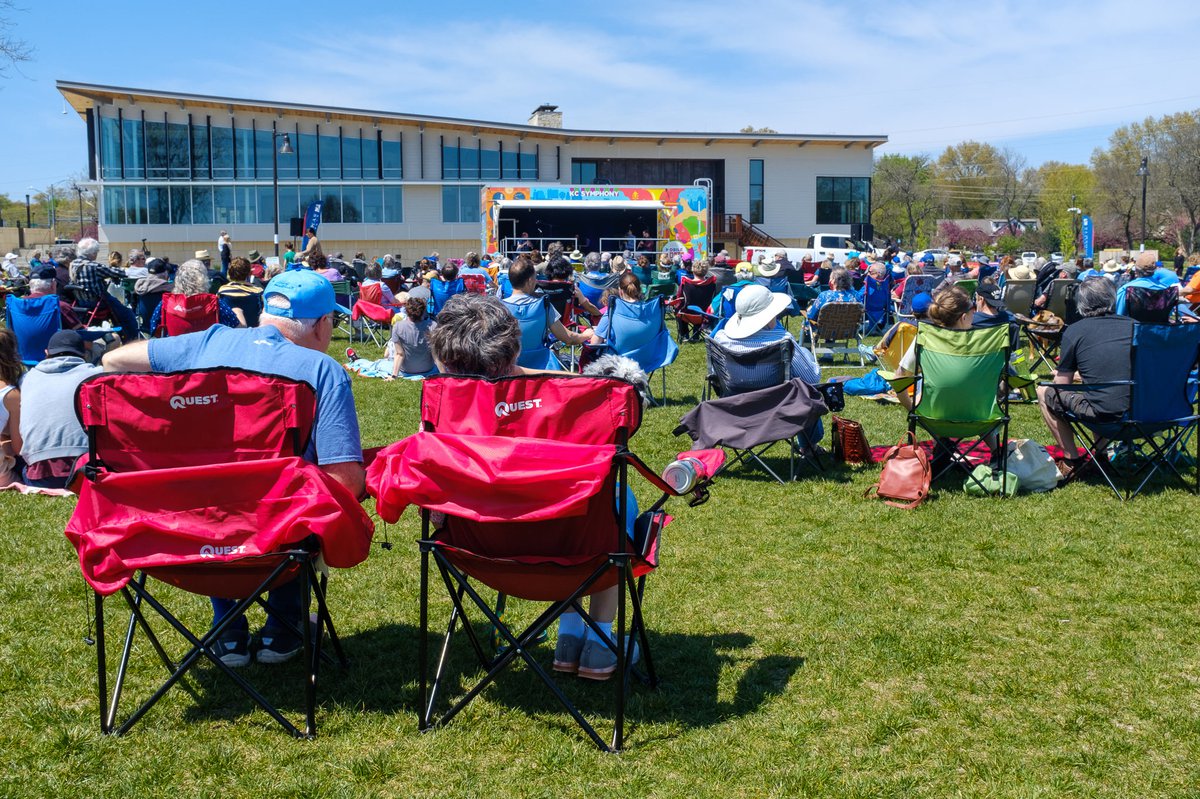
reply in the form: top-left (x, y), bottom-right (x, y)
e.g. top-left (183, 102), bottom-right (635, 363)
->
top-left (58, 80), bottom-right (885, 264)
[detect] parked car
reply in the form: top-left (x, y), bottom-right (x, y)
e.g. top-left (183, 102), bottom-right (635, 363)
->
top-left (914, 248), bottom-right (949, 264)
top-left (1020, 251), bottom-right (1038, 267)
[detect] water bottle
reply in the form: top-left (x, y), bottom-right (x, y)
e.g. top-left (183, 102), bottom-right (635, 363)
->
top-left (661, 456), bottom-right (706, 494)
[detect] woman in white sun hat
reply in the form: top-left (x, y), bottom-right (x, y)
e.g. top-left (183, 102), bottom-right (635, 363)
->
top-left (712, 283), bottom-right (821, 386)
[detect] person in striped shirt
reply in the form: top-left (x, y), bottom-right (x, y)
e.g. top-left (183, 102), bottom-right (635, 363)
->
top-left (713, 284), bottom-right (821, 385)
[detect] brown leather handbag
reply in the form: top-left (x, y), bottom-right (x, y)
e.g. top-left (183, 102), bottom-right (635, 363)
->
top-left (864, 432), bottom-right (930, 509)
top-left (831, 415), bottom-right (874, 465)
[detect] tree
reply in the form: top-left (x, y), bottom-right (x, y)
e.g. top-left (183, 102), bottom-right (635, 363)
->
top-left (933, 141), bottom-right (1004, 219)
top-left (1035, 162), bottom-right (1096, 256)
top-left (1145, 110), bottom-right (1200, 254)
top-left (739, 126), bottom-right (778, 134)
top-left (871, 153), bottom-right (936, 247)
top-left (1091, 122), bottom-right (1154, 250)
top-left (936, 221), bottom-right (991, 250)
top-left (0, 0), bottom-right (32, 77)
top-left (992, 148), bottom-right (1039, 235)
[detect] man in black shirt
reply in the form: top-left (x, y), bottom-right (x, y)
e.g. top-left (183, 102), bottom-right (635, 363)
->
top-left (1036, 277), bottom-right (1133, 478)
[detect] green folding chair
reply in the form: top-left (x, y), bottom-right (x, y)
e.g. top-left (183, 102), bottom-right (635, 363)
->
top-left (881, 323), bottom-right (1031, 495)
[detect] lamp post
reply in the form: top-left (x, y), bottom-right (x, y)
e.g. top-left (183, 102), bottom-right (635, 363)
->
top-left (272, 127), bottom-right (294, 258)
top-left (24, 191), bottom-right (31, 228)
top-left (75, 185), bottom-right (84, 239)
top-left (1068, 195), bottom-right (1082, 257)
top-left (1137, 156), bottom-right (1149, 251)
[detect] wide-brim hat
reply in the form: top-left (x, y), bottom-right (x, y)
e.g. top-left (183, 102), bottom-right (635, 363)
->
top-left (757, 262), bottom-right (782, 278)
top-left (1007, 264), bottom-right (1034, 281)
top-left (194, 249), bottom-right (211, 260)
top-left (1102, 259), bottom-right (1122, 273)
top-left (247, 249), bottom-right (262, 261)
top-left (724, 284), bottom-right (793, 339)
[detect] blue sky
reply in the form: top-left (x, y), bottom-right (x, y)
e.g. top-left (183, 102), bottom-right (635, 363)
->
top-left (2, 0), bottom-right (1199, 200)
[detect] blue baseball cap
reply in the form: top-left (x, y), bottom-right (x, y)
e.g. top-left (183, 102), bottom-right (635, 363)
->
top-left (263, 270), bottom-right (336, 319)
top-left (912, 292), bottom-right (933, 314)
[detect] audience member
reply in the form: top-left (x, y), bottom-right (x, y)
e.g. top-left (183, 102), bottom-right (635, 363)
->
top-left (505, 257), bottom-right (590, 347)
top-left (150, 260), bottom-right (243, 334)
top-left (69, 237), bottom-right (138, 341)
top-left (18, 330), bottom-right (100, 489)
top-left (218, 257), bottom-right (265, 327)
top-left (102, 270), bottom-right (365, 666)
top-left (386, 295), bottom-right (438, 380)
top-left (1037, 278), bottom-right (1132, 481)
top-left (0, 329), bottom-right (22, 487)
top-left (806, 267), bottom-right (859, 320)
top-left (713, 283), bottom-right (821, 385)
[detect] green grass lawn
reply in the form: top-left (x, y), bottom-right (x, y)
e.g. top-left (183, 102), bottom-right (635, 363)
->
top-left (2, 330), bottom-right (1200, 798)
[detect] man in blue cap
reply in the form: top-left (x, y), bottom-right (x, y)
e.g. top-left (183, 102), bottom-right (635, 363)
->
top-left (102, 270), bottom-right (364, 667)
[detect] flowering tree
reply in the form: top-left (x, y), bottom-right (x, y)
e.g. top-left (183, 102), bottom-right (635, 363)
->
top-left (936, 221), bottom-right (992, 250)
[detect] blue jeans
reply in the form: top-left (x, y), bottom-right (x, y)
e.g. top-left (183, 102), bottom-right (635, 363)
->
top-left (211, 576), bottom-right (304, 640)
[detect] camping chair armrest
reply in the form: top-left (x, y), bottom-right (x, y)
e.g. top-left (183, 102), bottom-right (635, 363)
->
top-left (1039, 380), bottom-right (1134, 392)
top-left (879, 370), bottom-right (917, 392)
top-left (622, 449), bottom-right (725, 507)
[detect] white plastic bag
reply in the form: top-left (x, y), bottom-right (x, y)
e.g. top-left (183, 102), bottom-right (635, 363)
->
top-left (1005, 439), bottom-right (1059, 492)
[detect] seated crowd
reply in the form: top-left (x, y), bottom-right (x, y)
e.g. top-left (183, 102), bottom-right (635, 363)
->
top-left (1, 235), bottom-right (1198, 665)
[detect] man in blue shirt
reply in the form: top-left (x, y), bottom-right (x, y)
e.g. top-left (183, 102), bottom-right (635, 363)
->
top-left (1116, 251), bottom-right (1179, 315)
top-left (102, 271), bottom-right (365, 667)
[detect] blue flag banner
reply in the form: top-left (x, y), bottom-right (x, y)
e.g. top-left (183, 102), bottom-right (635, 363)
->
top-left (1081, 215), bottom-right (1094, 259)
top-left (300, 201), bottom-right (323, 253)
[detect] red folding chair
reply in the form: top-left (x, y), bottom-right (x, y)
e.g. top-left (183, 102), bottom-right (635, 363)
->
top-left (159, 292), bottom-right (220, 336)
top-left (367, 374), bottom-right (724, 751)
top-left (350, 282), bottom-right (396, 345)
top-left (64, 368), bottom-right (373, 738)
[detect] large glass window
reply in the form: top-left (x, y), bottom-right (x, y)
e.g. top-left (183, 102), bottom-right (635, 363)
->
top-left (383, 186), bottom-right (403, 223)
top-left (210, 124), bottom-right (234, 180)
top-left (520, 149), bottom-right (538, 180)
top-left (381, 139), bottom-right (402, 179)
top-left (235, 186), bottom-right (256, 224)
top-left (482, 147), bottom-right (500, 180)
top-left (501, 149), bottom-right (518, 180)
top-left (235, 127), bottom-right (255, 179)
top-left (815, 176), bottom-right (871, 225)
top-left (191, 186), bottom-right (213, 224)
top-left (122, 117), bottom-right (144, 179)
top-left (362, 185), bottom-right (383, 223)
top-left (144, 120), bottom-right (167, 180)
top-left (342, 134), bottom-right (362, 180)
top-left (103, 186), bottom-right (125, 224)
top-left (126, 186), bottom-right (147, 224)
top-left (442, 140), bottom-right (459, 180)
top-left (749, 159), bottom-right (764, 224)
top-left (147, 185), bottom-right (170, 224)
top-left (167, 123), bottom-right (190, 180)
top-left (362, 133), bottom-right (379, 179)
top-left (255, 128), bottom-right (274, 180)
top-left (341, 185), bottom-right (362, 223)
top-left (100, 116), bottom-right (122, 179)
top-left (319, 131), bottom-right (340, 179)
top-left (190, 122), bottom-right (210, 179)
top-left (320, 187), bottom-right (341, 223)
top-left (256, 186), bottom-right (275, 225)
top-left (298, 185), bottom-right (320, 217)
top-left (213, 186), bottom-right (235, 224)
top-left (571, 160), bottom-right (598, 184)
top-left (297, 132), bottom-right (318, 180)
top-left (170, 186), bottom-right (191, 224)
top-left (441, 185), bottom-right (478, 223)
top-left (460, 142), bottom-right (480, 180)
top-left (276, 185), bottom-right (299, 224)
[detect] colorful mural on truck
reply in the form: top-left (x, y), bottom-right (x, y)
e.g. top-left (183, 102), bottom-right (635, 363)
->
top-left (481, 185), bottom-right (709, 261)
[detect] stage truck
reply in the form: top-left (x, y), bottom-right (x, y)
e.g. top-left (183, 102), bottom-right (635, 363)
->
top-left (482, 184), bottom-right (710, 262)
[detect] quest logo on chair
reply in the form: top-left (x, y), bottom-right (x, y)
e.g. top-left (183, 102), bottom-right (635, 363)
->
top-left (168, 393), bottom-right (221, 409)
top-left (495, 398), bottom-right (543, 417)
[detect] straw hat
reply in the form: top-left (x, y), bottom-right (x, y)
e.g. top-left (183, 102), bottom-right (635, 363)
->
top-left (1007, 264), bottom-right (1034, 281)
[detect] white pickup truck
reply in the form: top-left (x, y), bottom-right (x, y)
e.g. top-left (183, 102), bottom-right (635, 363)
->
top-left (745, 233), bottom-right (876, 266)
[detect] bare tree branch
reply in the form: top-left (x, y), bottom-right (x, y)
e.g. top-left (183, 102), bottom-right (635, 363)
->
top-left (0, 1), bottom-right (33, 78)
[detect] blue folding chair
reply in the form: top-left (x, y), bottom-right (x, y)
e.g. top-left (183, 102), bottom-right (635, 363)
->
top-left (860, 275), bottom-right (892, 335)
top-left (1043, 322), bottom-right (1200, 500)
top-left (430, 278), bottom-right (465, 316)
top-left (503, 296), bottom-right (563, 371)
top-left (5, 293), bottom-right (61, 365)
top-left (578, 272), bottom-right (619, 309)
top-left (594, 295), bottom-right (679, 405)
top-left (895, 274), bottom-right (941, 318)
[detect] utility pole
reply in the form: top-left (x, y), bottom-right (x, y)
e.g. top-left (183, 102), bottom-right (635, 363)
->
top-left (1137, 157), bottom-right (1149, 250)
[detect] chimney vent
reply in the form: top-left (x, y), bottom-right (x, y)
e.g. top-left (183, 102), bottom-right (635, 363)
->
top-left (528, 104), bottom-right (562, 128)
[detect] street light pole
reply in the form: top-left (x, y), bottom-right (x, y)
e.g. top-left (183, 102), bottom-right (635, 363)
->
top-left (76, 185), bottom-right (84, 238)
top-left (24, 193), bottom-right (30, 228)
top-left (272, 128), bottom-right (293, 259)
top-left (1137, 156), bottom-right (1149, 250)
